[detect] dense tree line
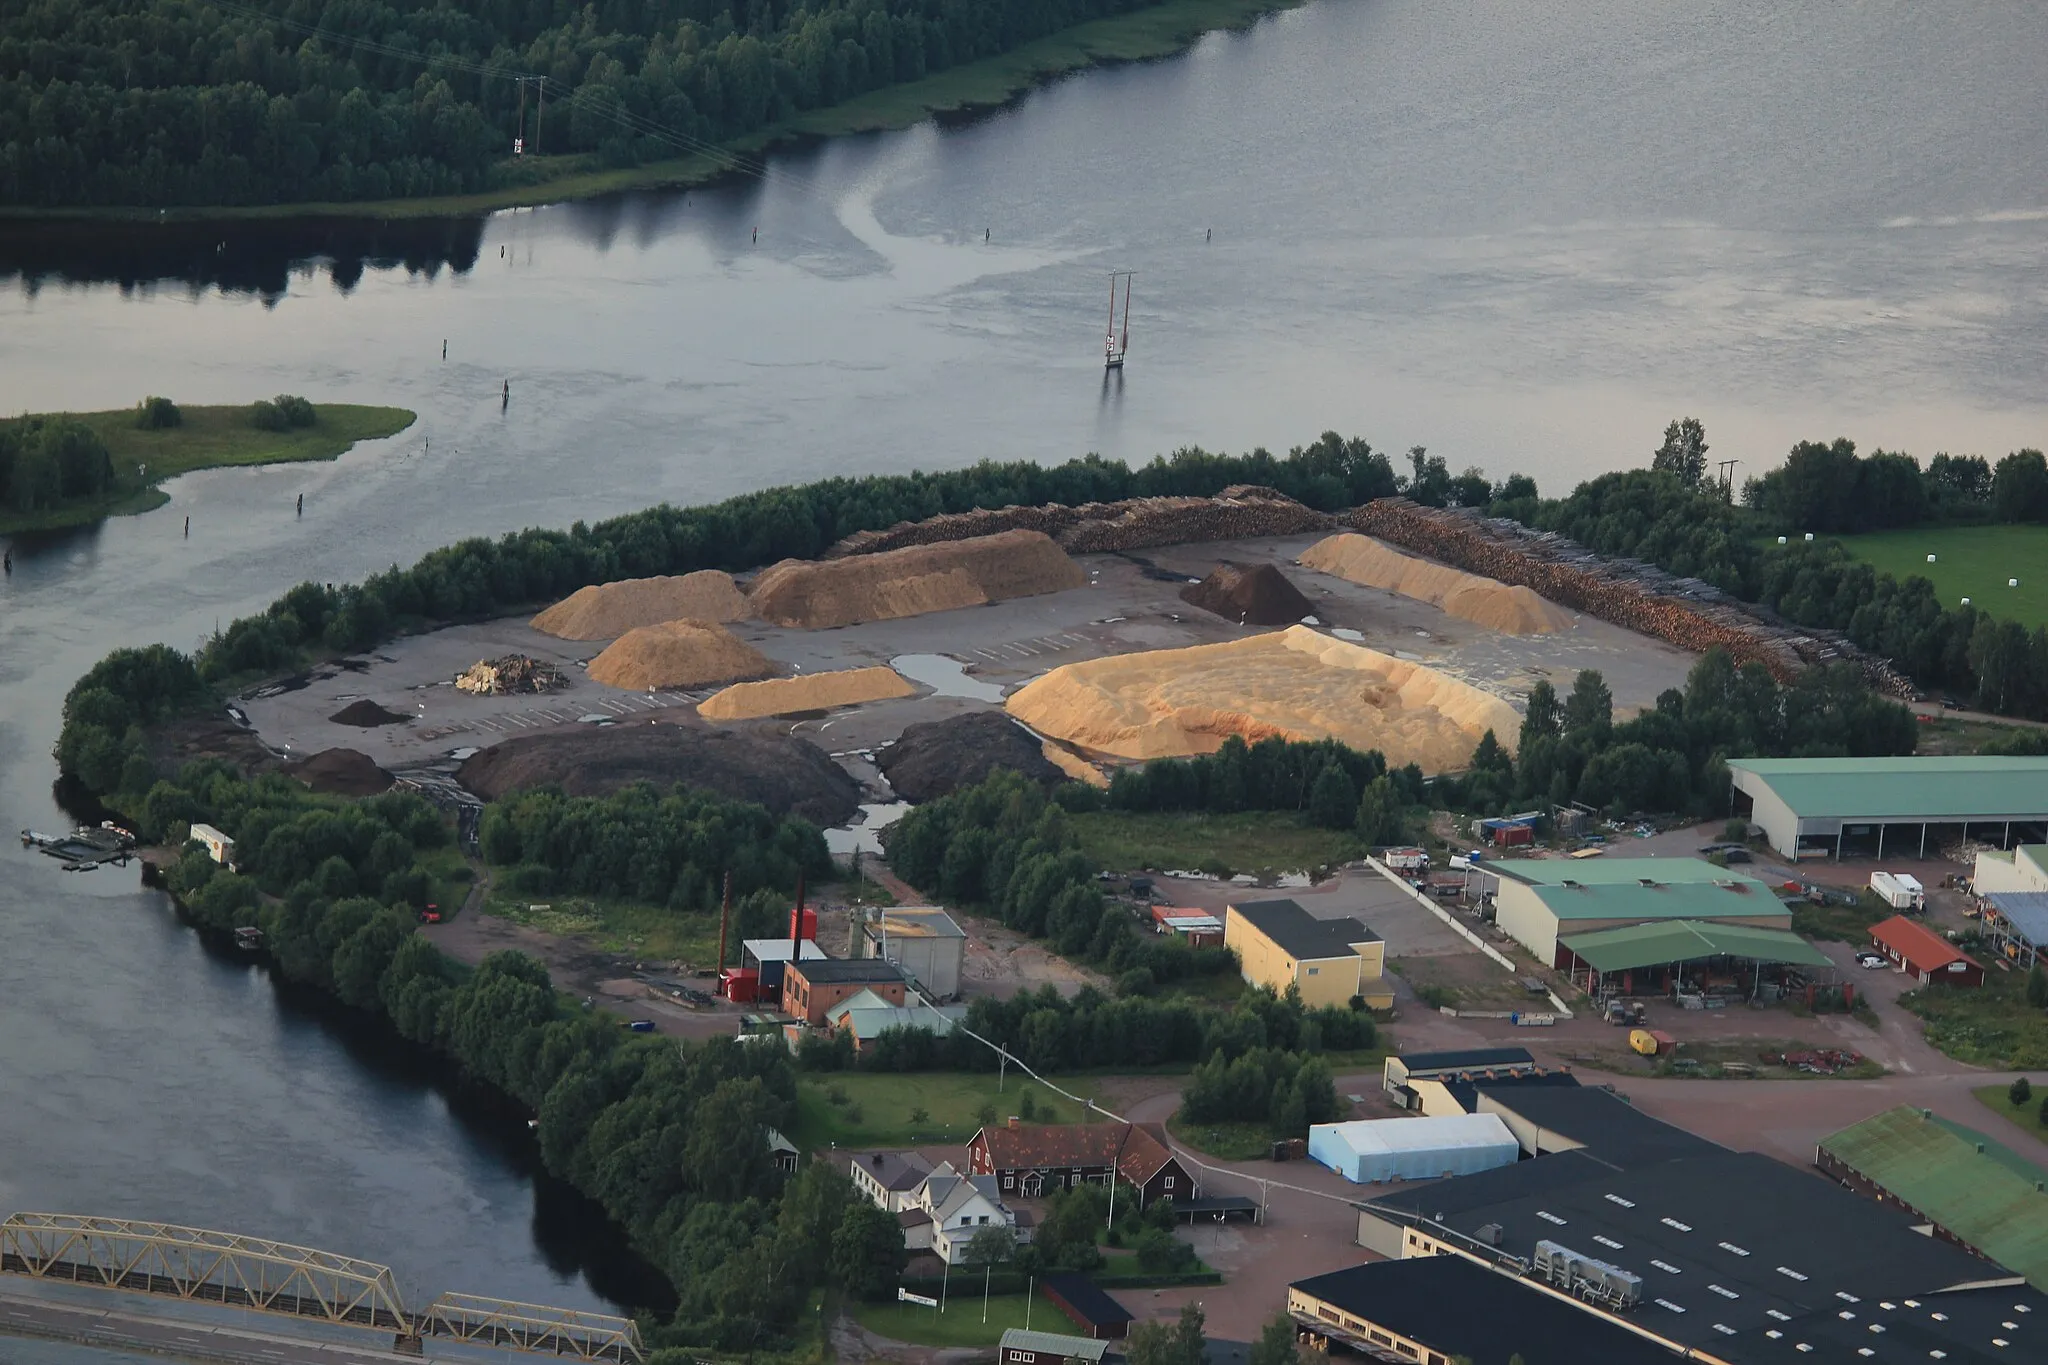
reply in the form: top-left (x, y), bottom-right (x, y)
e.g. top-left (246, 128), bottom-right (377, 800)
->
top-left (5, 0), bottom-right (1197, 209)
top-left (1744, 439), bottom-right (2048, 531)
top-left (0, 412), bottom-right (115, 513)
top-left (1500, 447), bottom-right (2048, 720)
top-left (1433, 651), bottom-right (1918, 818)
top-left (480, 782), bottom-right (828, 911)
top-left (145, 762), bottom-right (907, 1348)
top-left (1180, 1045), bottom-right (1340, 1133)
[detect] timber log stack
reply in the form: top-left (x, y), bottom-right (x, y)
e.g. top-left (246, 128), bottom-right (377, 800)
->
top-left (1345, 500), bottom-right (1914, 695)
top-left (827, 485), bottom-right (1334, 558)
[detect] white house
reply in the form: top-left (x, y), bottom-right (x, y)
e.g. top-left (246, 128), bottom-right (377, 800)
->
top-left (849, 1150), bottom-right (933, 1213)
top-left (916, 1162), bottom-right (1021, 1264)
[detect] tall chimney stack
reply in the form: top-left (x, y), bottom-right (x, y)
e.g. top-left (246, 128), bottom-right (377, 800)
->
top-left (716, 870), bottom-right (732, 976)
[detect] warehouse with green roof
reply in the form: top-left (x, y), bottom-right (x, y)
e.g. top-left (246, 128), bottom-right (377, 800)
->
top-left (1818, 1105), bottom-right (2048, 1291)
top-left (1484, 858), bottom-right (1794, 966)
top-left (1555, 918), bottom-right (1833, 996)
top-left (1728, 755), bottom-right (2048, 860)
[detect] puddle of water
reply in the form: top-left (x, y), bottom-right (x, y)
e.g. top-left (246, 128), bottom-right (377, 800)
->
top-left (826, 801), bottom-right (914, 856)
top-left (890, 653), bottom-right (1005, 702)
top-left (1330, 627), bottom-right (1364, 641)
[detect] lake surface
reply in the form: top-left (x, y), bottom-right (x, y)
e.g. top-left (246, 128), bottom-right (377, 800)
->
top-left (1, 0), bottom-right (2044, 1339)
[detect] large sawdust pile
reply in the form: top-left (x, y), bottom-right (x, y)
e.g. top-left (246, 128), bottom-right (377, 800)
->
top-left (530, 571), bottom-right (749, 639)
top-left (286, 748), bottom-right (394, 796)
top-left (749, 529), bottom-right (1086, 629)
top-left (699, 666), bottom-right (915, 721)
top-left (456, 725), bottom-right (860, 825)
top-left (1005, 624), bottom-right (1521, 772)
top-left (1299, 533), bottom-right (1574, 635)
top-left (1180, 562), bottom-right (1314, 626)
top-left (587, 621), bottom-right (774, 691)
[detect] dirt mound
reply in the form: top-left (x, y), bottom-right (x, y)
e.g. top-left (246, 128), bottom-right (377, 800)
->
top-left (530, 571), bottom-right (749, 639)
top-left (1299, 533), bottom-right (1574, 635)
top-left (587, 621), bottom-right (774, 691)
top-left (1005, 624), bottom-right (1521, 772)
top-left (1180, 562), bottom-right (1314, 626)
top-left (286, 747), bottom-right (394, 796)
top-left (878, 712), bottom-right (1064, 802)
top-left (456, 725), bottom-right (860, 825)
top-left (698, 666), bottom-right (915, 721)
top-left (749, 529), bottom-right (1086, 629)
top-left (329, 699), bottom-right (411, 727)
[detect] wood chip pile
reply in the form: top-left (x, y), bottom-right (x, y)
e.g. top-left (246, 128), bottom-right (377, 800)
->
top-left (1344, 499), bottom-right (1911, 693)
top-left (750, 529), bottom-right (1085, 628)
top-left (825, 485), bottom-right (1335, 558)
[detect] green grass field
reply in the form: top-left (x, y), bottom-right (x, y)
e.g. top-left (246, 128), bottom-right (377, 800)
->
top-left (0, 402), bottom-right (414, 534)
top-left (1165, 1114), bottom-right (1275, 1160)
top-left (1071, 810), bottom-right (1361, 878)
top-left (1830, 524), bottom-right (2048, 630)
top-left (24, 0), bottom-right (1302, 223)
top-left (483, 891), bottom-right (724, 965)
top-left (1972, 1084), bottom-right (2048, 1137)
top-left (1908, 971), bottom-right (2048, 1069)
top-left (790, 1073), bottom-right (1102, 1149)
top-left (848, 1293), bottom-right (1037, 1346)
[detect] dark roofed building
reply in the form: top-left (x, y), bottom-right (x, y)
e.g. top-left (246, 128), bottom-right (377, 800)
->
top-left (1290, 1255), bottom-right (1679, 1365)
top-left (1383, 1046), bottom-right (1540, 1103)
top-left (1039, 1274), bottom-right (1132, 1340)
top-left (968, 1120), bottom-right (1194, 1206)
top-left (1473, 1083), bottom-right (1719, 1167)
top-left (1224, 898), bottom-right (1391, 1009)
top-left (781, 956), bottom-right (906, 1025)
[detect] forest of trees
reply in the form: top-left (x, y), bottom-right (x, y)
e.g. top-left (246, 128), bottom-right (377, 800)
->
top-left (4, 0), bottom-right (1182, 208)
top-left (0, 412), bottom-right (115, 513)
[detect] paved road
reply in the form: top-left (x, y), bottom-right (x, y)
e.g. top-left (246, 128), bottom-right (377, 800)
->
top-left (0, 1291), bottom-right (428, 1365)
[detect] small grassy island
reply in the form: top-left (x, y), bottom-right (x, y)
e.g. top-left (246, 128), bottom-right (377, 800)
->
top-left (0, 397), bottom-right (414, 534)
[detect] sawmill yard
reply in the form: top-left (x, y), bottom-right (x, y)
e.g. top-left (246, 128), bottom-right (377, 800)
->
top-left (235, 528), bottom-right (1699, 791)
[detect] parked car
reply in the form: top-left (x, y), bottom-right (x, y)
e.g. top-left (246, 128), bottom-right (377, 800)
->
top-left (1857, 953), bottom-right (1888, 969)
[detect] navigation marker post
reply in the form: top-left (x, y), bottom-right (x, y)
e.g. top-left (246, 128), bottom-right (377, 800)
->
top-left (1104, 271), bottom-right (1134, 370)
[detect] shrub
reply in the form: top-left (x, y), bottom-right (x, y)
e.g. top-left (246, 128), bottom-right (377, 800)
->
top-left (136, 396), bottom-right (182, 429)
top-left (251, 395), bottom-right (315, 431)
top-left (2011, 1077), bottom-right (2032, 1107)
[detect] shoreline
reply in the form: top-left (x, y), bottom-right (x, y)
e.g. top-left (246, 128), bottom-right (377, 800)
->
top-left (0, 403), bottom-right (415, 536)
top-left (0, 0), bottom-right (1303, 226)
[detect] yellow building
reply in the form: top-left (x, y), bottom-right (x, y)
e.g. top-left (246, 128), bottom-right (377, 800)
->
top-left (1224, 898), bottom-right (1391, 1009)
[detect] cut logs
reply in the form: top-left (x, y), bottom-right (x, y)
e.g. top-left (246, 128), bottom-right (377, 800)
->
top-left (824, 486), bottom-right (1334, 558)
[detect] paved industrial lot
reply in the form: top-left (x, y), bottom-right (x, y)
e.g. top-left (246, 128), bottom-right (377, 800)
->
top-left (237, 534), bottom-right (1701, 786)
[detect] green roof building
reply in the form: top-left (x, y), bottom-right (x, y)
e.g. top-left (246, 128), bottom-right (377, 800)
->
top-left (1485, 858), bottom-right (1792, 966)
top-left (1728, 756), bottom-right (2048, 860)
top-left (1818, 1105), bottom-right (2048, 1291)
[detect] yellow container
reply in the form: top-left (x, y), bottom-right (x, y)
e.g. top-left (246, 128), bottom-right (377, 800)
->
top-left (1629, 1028), bottom-right (1662, 1056)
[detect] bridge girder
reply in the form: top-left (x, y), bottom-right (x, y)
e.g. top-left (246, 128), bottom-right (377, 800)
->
top-left (423, 1291), bottom-right (646, 1363)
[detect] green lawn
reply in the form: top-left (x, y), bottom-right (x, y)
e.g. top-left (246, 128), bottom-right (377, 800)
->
top-left (1791, 894), bottom-right (1890, 943)
top-left (1071, 810), bottom-right (1361, 878)
top-left (848, 1293), bottom-right (1037, 1346)
top-left (0, 402), bottom-right (414, 533)
top-left (1829, 524), bottom-right (2048, 630)
top-left (1973, 1083), bottom-right (2048, 1136)
top-left (1165, 1114), bottom-right (1277, 1160)
top-left (791, 1073), bottom-right (1103, 1149)
top-left (1909, 972), bottom-right (2048, 1069)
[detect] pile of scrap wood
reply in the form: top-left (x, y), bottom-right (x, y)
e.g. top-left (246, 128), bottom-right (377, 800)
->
top-left (826, 486), bottom-right (1334, 558)
top-left (455, 655), bottom-right (565, 695)
top-left (1344, 499), bottom-right (1910, 694)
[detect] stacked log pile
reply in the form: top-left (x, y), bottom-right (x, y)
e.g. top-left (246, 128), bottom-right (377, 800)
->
top-left (1344, 500), bottom-right (1911, 694)
top-left (826, 485), bottom-right (1334, 559)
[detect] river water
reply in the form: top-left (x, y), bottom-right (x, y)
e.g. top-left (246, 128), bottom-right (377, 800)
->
top-left (1, 0), bottom-right (2044, 1331)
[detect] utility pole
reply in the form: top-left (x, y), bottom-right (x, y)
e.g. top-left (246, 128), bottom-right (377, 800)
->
top-left (1717, 458), bottom-right (1739, 503)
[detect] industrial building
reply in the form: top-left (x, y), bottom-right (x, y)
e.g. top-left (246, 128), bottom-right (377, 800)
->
top-left (1553, 918), bottom-right (1833, 1000)
top-left (1382, 1046), bottom-right (1542, 1104)
top-left (825, 988), bottom-right (966, 1052)
top-left (1818, 1105), bottom-right (2048, 1292)
top-left (1729, 755), bottom-right (2048, 860)
top-left (1484, 859), bottom-right (1791, 967)
top-left (1223, 898), bottom-right (1392, 1009)
top-left (780, 956), bottom-right (906, 1025)
top-left (857, 907), bottom-right (967, 1000)
top-left (1975, 843), bottom-right (2048, 896)
top-left (1867, 914), bottom-right (1984, 987)
top-left (1346, 1093), bottom-right (2047, 1365)
top-left (1975, 845), bottom-right (2048, 968)
top-left (1306, 1113), bottom-right (1520, 1184)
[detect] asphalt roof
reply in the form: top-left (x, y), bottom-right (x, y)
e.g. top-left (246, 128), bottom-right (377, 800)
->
top-left (1290, 1254), bottom-right (1678, 1365)
top-left (1493, 857), bottom-right (1753, 887)
top-left (1393, 1046), bottom-right (1535, 1073)
top-left (1821, 1105), bottom-right (2048, 1291)
top-left (1226, 898), bottom-right (1379, 960)
top-left (1728, 755), bottom-right (2048, 821)
top-left (1474, 1085), bottom-right (1720, 1169)
top-left (1558, 919), bottom-right (1831, 972)
top-left (1524, 878), bottom-right (1793, 923)
top-left (786, 957), bottom-right (906, 985)
top-left (1985, 890), bottom-right (2048, 946)
top-left (1040, 1274), bottom-right (1131, 1327)
top-left (999, 1329), bottom-right (1108, 1361)
top-left (1439, 1071), bottom-right (1582, 1114)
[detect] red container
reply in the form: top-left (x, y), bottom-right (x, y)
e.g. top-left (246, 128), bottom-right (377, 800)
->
top-left (788, 905), bottom-right (819, 941)
top-left (720, 967), bottom-right (760, 1003)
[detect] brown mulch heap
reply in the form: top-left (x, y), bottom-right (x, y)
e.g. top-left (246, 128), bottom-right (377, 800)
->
top-left (455, 723), bottom-right (861, 826)
top-left (1179, 561), bottom-right (1314, 626)
top-left (286, 747), bottom-right (394, 796)
top-left (329, 698), bottom-right (412, 727)
top-left (877, 711), bottom-right (1063, 802)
